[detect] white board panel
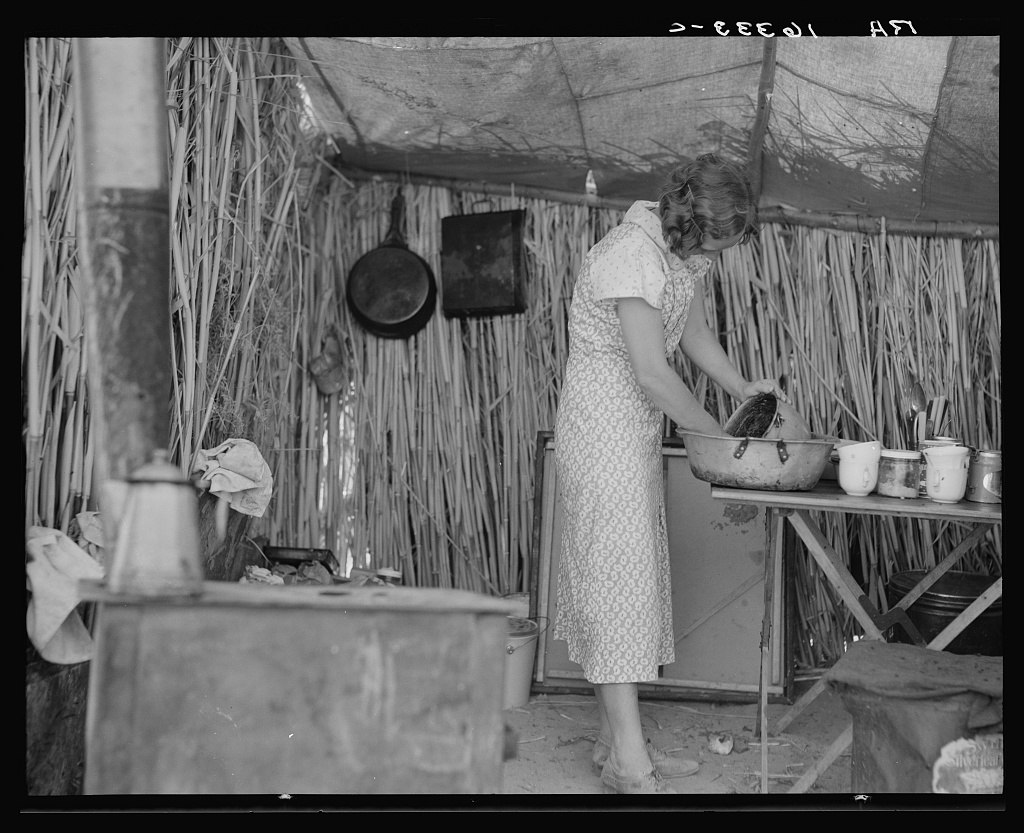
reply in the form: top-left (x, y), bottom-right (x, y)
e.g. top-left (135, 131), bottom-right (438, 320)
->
top-left (532, 435), bottom-right (789, 701)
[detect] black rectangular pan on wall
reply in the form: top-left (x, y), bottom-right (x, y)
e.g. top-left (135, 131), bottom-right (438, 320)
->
top-left (441, 210), bottom-right (526, 317)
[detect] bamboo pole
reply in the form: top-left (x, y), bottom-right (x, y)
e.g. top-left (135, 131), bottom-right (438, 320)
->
top-left (24, 39), bottom-right (46, 527)
top-left (341, 167), bottom-right (999, 240)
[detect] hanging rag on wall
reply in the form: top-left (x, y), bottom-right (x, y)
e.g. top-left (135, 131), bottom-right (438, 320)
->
top-left (192, 438), bottom-right (274, 518)
top-left (26, 527), bottom-right (105, 664)
top-left (192, 439), bottom-right (274, 544)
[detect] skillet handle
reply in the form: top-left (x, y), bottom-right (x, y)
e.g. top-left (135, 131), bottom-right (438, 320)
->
top-left (733, 438), bottom-right (749, 459)
top-left (776, 439), bottom-right (789, 463)
top-left (383, 191), bottom-right (408, 248)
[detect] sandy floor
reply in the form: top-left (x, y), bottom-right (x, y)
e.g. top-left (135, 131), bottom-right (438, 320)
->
top-left (498, 679), bottom-right (853, 802)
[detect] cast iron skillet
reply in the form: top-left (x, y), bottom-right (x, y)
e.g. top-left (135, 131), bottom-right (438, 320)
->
top-left (345, 190), bottom-right (437, 338)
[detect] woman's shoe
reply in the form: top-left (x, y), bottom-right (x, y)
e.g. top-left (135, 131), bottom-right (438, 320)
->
top-left (592, 738), bottom-right (699, 778)
top-left (601, 761), bottom-right (678, 794)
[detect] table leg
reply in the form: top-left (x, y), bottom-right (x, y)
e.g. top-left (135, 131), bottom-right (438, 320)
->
top-left (759, 636), bottom-right (771, 793)
top-left (854, 524), bottom-right (994, 644)
top-left (787, 510), bottom-right (886, 640)
top-left (894, 524), bottom-right (993, 611)
top-left (789, 723), bottom-right (853, 794)
top-left (774, 676), bottom-right (828, 734)
top-left (757, 510), bottom-right (785, 793)
top-left (928, 577), bottom-right (1002, 650)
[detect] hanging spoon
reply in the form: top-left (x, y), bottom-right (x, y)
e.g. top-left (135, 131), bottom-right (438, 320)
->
top-left (906, 380), bottom-right (926, 446)
top-left (911, 381), bottom-right (927, 421)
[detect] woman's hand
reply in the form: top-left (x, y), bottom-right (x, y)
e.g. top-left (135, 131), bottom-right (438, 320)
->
top-left (739, 378), bottom-right (792, 405)
top-left (679, 302), bottom-right (793, 410)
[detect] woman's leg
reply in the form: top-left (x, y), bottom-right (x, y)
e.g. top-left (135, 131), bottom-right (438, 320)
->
top-left (593, 682), bottom-right (654, 775)
top-left (595, 686), bottom-right (611, 744)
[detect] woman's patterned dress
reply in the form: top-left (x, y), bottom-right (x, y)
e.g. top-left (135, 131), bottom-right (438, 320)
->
top-left (553, 200), bottom-right (712, 683)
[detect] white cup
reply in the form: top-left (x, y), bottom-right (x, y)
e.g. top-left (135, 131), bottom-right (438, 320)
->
top-left (922, 446), bottom-right (970, 503)
top-left (926, 466), bottom-right (968, 503)
top-left (837, 441), bottom-right (881, 496)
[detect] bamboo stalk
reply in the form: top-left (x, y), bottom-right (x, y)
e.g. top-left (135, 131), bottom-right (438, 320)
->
top-left (25, 39), bottom-right (45, 527)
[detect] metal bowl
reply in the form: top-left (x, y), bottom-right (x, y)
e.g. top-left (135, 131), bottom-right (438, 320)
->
top-left (679, 431), bottom-right (835, 491)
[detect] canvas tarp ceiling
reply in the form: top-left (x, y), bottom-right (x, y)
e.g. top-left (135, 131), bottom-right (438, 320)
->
top-left (284, 36), bottom-right (999, 229)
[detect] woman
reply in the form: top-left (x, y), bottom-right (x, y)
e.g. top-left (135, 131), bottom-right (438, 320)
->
top-left (553, 154), bottom-right (789, 795)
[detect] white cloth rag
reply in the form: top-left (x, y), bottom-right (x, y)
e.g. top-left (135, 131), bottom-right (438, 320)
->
top-left (26, 526), bottom-right (105, 664)
top-left (192, 438), bottom-right (273, 517)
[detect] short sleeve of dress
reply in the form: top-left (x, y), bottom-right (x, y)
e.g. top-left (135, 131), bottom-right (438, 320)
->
top-left (590, 236), bottom-right (668, 309)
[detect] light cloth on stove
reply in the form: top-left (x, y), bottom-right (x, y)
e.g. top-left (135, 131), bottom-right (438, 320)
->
top-left (192, 438), bottom-right (273, 517)
top-left (26, 526), bottom-right (104, 664)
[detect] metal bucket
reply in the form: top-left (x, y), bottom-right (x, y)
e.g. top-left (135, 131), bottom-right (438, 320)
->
top-left (886, 570), bottom-right (1002, 656)
top-left (503, 617), bottom-right (539, 709)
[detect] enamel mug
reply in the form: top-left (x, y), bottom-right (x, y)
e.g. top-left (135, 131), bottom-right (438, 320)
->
top-left (837, 441), bottom-right (881, 496)
top-left (922, 445), bottom-right (970, 504)
top-left (917, 437), bottom-right (961, 495)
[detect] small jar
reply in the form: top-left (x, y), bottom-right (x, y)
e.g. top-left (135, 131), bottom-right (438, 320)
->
top-left (876, 449), bottom-right (921, 499)
top-left (965, 449), bottom-right (1001, 503)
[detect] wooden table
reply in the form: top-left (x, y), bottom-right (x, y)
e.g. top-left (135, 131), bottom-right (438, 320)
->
top-left (709, 480), bottom-right (1002, 794)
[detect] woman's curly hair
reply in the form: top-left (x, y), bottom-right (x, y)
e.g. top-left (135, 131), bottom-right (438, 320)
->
top-left (658, 153), bottom-right (760, 260)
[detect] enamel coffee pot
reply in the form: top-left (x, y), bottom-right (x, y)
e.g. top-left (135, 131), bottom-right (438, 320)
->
top-left (106, 448), bottom-right (204, 595)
